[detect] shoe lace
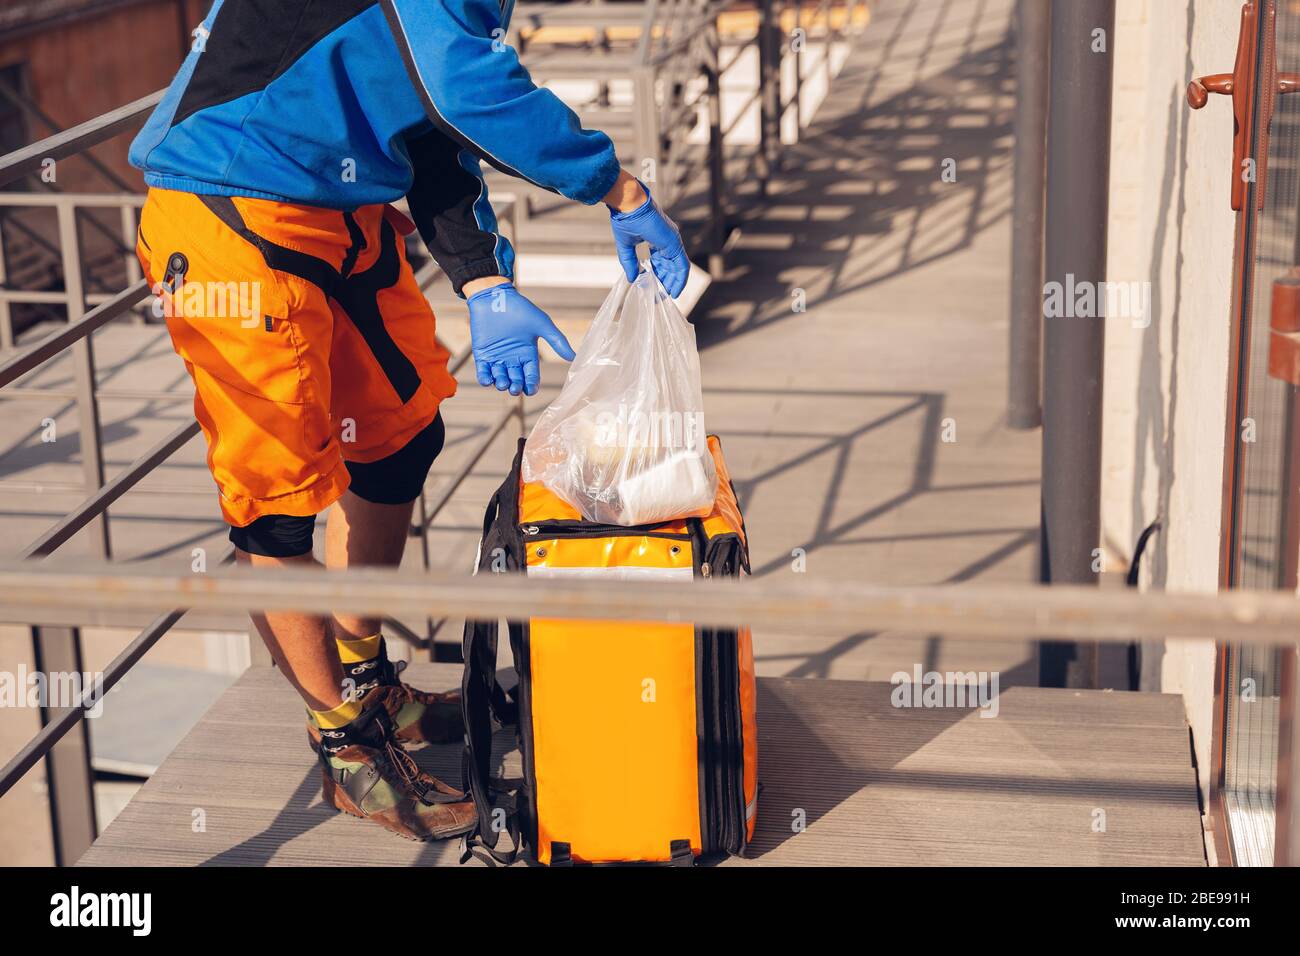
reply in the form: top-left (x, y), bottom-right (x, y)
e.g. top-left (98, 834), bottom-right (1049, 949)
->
top-left (384, 737), bottom-right (425, 791)
top-left (322, 711), bottom-right (453, 806)
top-left (391, 659), bottom-right (413, 691)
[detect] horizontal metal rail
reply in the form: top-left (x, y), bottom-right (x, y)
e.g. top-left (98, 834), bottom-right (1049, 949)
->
top-left (0, 385), bottom-right (191, 402)
top-left (0, 192), bottom-right (508, 396)
top-left (0, 192), bottom-right (147, 208)
top-left (23, 419), bottom-right (201, 558)
top-left (0, 289), bottom-right (150, 308)
top-left (0, 80), bottom-right (138, 193)
top-left (0, 479), bottom-right (216, 497)
top-left (0, 548), bottom-right (235, 798)
top-left (0, 91), bottom-right (163, 188)
top-left (2, 560), bottom-right (1299, 645)
top-left (0, 278), bottom-right (151, 388)
top-left (0, 191), bottom-right (514, 558)
top-left (0, 608), bottom-right (186, 796)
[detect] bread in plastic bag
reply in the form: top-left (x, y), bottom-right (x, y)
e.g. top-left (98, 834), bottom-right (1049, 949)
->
top-left (522, 271), bottom-right (717, 526)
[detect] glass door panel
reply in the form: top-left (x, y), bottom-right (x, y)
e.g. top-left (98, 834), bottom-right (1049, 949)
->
top-left (1219, 0), bottom-right (1300, 867)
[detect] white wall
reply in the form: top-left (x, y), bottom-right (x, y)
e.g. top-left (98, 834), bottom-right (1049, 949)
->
top-left (1103, 0), bottom-right (1243, 795)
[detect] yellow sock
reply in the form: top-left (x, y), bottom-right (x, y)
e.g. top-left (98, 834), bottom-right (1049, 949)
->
top-left (336, 633), bottom-right (383, 664)
top-left (313, 634), bottom-right (382, 728)
top-left (311, 697), bottom-right (363, 730)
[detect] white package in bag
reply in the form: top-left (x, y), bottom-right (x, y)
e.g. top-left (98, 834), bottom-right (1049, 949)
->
top-left (522, 271), bottom-right (717, 526)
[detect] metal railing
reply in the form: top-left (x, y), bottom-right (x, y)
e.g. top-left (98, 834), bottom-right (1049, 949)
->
top-left (0, 193), bottom-right (147, 351)
top-left (0, 194), bottom-right (523, 559)
top-left (0, 76), bottom-right (527, 861)
top-left (0, 2), bottom-right (825, 860)
top-left (6, 560), bottom-right (1300, 644)
top-left (0, 76), bottom-right (149, 341)
top-left (4, 558), bottom-right (1300, 805)
top-left (0, 0), bottom-right (859, 864)
top-left (628, 0), bottom-right (862, 270)
top-left (3, 0), bottom-right (862, 861)
top-left (501, 1), bottom-right (863, 270)
top-left (786, 0), bottom-right (861, 135)
top-left (12, 0), bottom-right (1289, 869)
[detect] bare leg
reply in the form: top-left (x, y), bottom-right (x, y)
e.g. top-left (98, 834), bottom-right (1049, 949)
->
top-left (325, 488), bottom-right (416, 640)
top-left (235, 547), bottom-right (343, 711)
top-left (235, 492), bottom-right (412, 709)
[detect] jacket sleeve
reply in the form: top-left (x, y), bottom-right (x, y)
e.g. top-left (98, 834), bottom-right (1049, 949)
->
top-left (381, 0), bottom-right (623, 205)
top-left (405, 126), bottom-right (515, 297)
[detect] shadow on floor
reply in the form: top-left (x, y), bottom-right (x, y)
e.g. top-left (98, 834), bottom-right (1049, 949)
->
top-left (694, 0), bottom-right (1015, 350)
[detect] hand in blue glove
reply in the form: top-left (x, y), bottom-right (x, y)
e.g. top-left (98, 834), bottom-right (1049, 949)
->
top-left (608, 182), bottom-right (689, 297)
top-left (467, 282), bottom-right (575, 396)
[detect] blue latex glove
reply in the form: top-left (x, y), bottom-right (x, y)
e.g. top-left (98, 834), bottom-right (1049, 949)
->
top-left (468, 283), bottom-right (575, 396)
top-left (608, 183), bottom-right (689, 297)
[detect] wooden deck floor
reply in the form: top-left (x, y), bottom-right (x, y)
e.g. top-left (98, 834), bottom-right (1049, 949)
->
top-left (78, 663), bottom-right (1206, 867)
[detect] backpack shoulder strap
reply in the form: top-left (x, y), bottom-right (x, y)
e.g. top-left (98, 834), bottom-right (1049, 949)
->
top-left (461, 445), bottom-right (525, 858)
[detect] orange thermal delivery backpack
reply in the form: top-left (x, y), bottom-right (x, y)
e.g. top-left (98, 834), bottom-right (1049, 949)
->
top-left (459, 436), bottom-right (759, 866)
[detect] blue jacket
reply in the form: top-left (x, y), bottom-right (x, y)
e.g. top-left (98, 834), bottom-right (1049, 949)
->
top-left (129, 0), bottom-right (622, 293)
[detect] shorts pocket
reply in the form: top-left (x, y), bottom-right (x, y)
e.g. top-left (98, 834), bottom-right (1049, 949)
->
top-left (144, 231), bottom-right (308, 406)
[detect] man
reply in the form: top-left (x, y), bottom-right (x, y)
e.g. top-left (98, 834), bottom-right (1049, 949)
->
top-left (130, 0), bottom-right (689, 842)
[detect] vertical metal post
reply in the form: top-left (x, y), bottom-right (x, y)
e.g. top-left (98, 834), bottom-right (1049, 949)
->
top-left (1039, 0), bottom-right (1114, 688)
top-left (598, 27), bottom-right (612, 108)
top-left (1278, 645), bottom-right (1300, 865)
top-left (824, 0), bottom-right (836, 91)
top-left (1008, 0), bottom-right (1050, 429)
top-left (415, 488), bottom-right (439, 662)
top-left (120, 202), bottom-right (142, 324)
top-left (633, 65), bottom-right (661, 195)
top-left (32, 625), bottom-right (98, 865)
top-left (704, 14), bottom-right (727, 277)
top-left (57, 202), bottom-right (110, 558)
top-left (247, 632), bottom-right (275, 667)
top-left (757, 0), bottom-right (782, 191)
top-left (120, 203), bottom-right (141, 283)
top-left (514, 190), bottom-right (527, 441)
top-left (791, 0), bottom-right (803, 137)
top-left (0, 216), bottom-right (12, 351)
top-left (508, 195), bottom-right (527, 442)
top-left (1273, 391), bottom-right (1300, 862)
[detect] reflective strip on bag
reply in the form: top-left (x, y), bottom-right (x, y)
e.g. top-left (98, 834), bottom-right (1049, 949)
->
top-left (526, 565), bottom-right (693, 581)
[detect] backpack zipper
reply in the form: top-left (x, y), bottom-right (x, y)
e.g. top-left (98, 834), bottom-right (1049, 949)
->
top-left (521, 521), bottom-right (693, 541)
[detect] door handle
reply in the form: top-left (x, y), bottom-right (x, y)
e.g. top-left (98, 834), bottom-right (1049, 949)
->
top-left (1186, 73), bottom-right (1235, 106)
top-left (1187, 0), bottom-right (1300, 210)
top-left (1269, 273), bottom-right (1300, 384)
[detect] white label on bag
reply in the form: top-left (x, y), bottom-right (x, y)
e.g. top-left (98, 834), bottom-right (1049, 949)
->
top-left (526, 565), bottom-right (693, 581)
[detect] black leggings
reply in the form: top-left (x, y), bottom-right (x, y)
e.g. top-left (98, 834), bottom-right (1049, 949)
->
top-left (229, 412), bottom-right (445, 557)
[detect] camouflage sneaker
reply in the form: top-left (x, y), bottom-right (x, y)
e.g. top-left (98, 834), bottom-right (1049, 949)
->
top-left (309, 637), bottom-right (463, 747)
top-left (316, 693), bottom-right (475, 842)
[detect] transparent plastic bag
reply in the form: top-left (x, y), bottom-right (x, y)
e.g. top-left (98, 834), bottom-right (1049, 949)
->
top-left (522, 271), bottom-right (717, 526)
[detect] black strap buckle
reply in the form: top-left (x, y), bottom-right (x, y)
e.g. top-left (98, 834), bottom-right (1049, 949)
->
top-left (669, 839), bottom-right (695, 867)
top-left (549, 841), bottom-right (572, 867)
top-left (459, 818), bottom-right (520, 867)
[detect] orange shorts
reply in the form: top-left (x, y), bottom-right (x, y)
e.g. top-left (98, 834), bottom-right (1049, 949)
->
top-left (136, 188), bottom-right (456, 527)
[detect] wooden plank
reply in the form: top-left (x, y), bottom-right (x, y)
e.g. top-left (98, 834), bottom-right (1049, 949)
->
top-left (78, 662), bottom-right (1204, 867)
